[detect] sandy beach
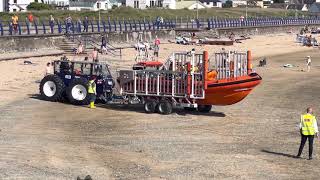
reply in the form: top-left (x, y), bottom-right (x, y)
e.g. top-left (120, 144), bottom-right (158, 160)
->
top-left (0, 33), bottom-right (315, 107)
top-left (2, 32), bottom-right (320, 179)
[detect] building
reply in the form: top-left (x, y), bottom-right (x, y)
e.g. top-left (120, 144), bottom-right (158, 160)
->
top-left (309, 1), bottom-right (320, 14)
top-left (125, 0), bottom-right (176, 9)
top-left (175, 0), bottom-right (206, 9)
top-left (0, 0), bottom-right (5, 12)
top-left (8, 0), bottom-right (35, 12)
top-left (200, 0), bottom-right (222, 8)
top-left (43, 0), bottom-right (69, 9)
top-left (69, 0), bottom-right (111, 11)
top-left (232, 0), bottom-right (247, 7)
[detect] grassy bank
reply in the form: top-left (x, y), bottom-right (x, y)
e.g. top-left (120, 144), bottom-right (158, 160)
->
top-left (0, 7), bottom-right (308, 21)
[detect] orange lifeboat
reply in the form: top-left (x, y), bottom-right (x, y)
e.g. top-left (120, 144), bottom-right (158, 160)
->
top-left (197, 73), bottom-right (261, 105)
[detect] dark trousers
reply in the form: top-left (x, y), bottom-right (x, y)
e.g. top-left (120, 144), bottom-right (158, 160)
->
top-left (89, 93), bottom-right (96, 103)
top-left (298, 134), bottom-right (314, 157)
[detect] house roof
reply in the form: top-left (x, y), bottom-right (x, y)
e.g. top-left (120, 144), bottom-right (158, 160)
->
top-left (176, 1), bottom-right (206, 9)
top-left (287, 4), bottom-right (304, 10)
top-left (199, 0), bottom-right (221, 3)
top-left (309, 2), bottom-right (320, 13)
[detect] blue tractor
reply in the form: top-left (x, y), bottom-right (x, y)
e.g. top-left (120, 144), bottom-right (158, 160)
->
top-left (39, 60), bottom-right (114, 105)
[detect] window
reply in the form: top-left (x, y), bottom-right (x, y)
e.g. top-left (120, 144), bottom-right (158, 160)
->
top-left (134, 0), bottom-right (139, 8)
top-left (157, 0), bottom-right (163, 7)
top-left (13, 0), bottom-right (17, 3)
top-left (105, 3), bottom-right (108, 9)
top-left (13, 9), bottom-right (16, 12)
top-left (150, 0), bottom-right (155, 7)
top-left (97, 2), bottom-right (101, 9)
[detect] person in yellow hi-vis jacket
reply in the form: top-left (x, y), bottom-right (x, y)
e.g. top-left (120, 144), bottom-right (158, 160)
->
top-left (88, 76), bottom-right (97, 109)
top-left (296, 107), bottom-right (319, 160)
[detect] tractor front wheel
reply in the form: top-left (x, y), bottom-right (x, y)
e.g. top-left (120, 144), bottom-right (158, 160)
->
top-left (39, 75), bottom-right (65, 102)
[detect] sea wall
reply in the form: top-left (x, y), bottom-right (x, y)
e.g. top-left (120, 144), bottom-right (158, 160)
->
top-left (0, 24), bottom-right (314, 54)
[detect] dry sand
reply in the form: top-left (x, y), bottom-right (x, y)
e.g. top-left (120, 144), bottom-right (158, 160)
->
top-left (1, 33), bottom-right (320, 179)
top-left (0, 33), bottom-right (314, 107)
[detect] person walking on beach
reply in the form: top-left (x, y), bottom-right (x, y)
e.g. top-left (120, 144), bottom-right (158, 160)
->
top-left (296, 107), bottom-right (318, 160)
top-left (306, 56), bottom-right (311, 72)
top-left (92, 47), bottom-right (99, 62)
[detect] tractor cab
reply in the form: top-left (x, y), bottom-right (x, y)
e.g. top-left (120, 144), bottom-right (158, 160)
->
top-left (40, 60), bottom-right (114, 105)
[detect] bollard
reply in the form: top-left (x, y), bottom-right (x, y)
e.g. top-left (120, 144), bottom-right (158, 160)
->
top-left (8, 22), bottom-right (12, 35)
top-left (123, 20), bottom-right (127, 32)
top-left (143, 19), bottom-right (146, 30)
top-left (42, 21), bottom-right (46, 34)
top-left (138, 20), bottom-right (142, 30)
top-left (102, 21), bottom-right (106, 32)
top-left (133, 20), bottom-right (137, 31)
top-left (97, 20), bottom-right (100, 32)
top-left (34, 21), bottom-right (38, 34)
top-left (119, 20), bottom-right (122, 32)
top-left (207, 19), bottom-right (211, 29)
top-left (113, 20), bottom-right (117, 31)
top-left (18, 22), bottom-right (21, 35)
top-left (50, 21), bottom-right (54, 34)
top-left (90, 20), bottom-right (94, 32)
top-left (71, 22), bottom-right (75, 34)
top-left (129, 20), bottom-right (132, 31)
top-left (26, 20), bottom-right (30, 35)
top-left (108, 18), bottom-right (112, 32)
top-left (0, 21), bottom-right (3, 36)
top-left (77, 21), bottom-right (81, 33)
top-left (58, 21), bottom-right (62, 33)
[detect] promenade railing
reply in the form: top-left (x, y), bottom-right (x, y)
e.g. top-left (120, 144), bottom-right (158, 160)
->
top-left (1, 17), bottom-right (320, 36)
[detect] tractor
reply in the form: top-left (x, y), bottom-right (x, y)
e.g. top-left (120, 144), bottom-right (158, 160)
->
top-left (39, 60), bottom-right (114, 105)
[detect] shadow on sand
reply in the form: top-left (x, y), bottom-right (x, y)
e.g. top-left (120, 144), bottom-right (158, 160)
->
top-left (261, 149), bottom-right (297, 158)
top-left (29, 94), bottom-right (226, 117)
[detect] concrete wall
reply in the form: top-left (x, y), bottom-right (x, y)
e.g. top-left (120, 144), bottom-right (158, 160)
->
top-left (0, 30), bottom-right (175, 53)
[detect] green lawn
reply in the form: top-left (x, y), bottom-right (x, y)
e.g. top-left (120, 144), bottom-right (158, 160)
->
top-left (0, 7), bottom-right (309, 22)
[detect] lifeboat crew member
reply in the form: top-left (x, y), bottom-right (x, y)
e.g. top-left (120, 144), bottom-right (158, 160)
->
top-left (88, 76), bottom-right (97, 109)
top-left (296, 107), bottom-right (318, 160)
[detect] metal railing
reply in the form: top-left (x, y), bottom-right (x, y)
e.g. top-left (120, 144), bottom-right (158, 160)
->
top-left (1, 17), bottom-right (320, 36)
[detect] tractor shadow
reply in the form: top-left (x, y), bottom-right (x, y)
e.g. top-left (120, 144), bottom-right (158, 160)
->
top-left (28, 94), bottom-right (226, 117)
top-left (99, 104), bottom-right (226, 117)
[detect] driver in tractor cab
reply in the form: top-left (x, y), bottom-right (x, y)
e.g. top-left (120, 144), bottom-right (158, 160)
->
top-left (88, 76), bottom-right (97, 109)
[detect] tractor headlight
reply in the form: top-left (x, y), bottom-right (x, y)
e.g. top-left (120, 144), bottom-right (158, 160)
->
top-left (107, 80), bottom-right (113, 86)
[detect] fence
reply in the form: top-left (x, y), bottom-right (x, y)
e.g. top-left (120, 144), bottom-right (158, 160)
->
top-left (1, 17), bottom-right (320, 36)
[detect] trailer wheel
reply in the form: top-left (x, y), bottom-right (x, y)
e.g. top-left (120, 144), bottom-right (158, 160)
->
top-left (157, 101), bottom-right (172, 115)
top-left (39, 75), bottom-right (65, 102)
top-left (184, 107), bottom-right (196, 111)
top-left (197, 105), bottom-right (212, 113)
top-left (144, 100), bottom-right (157, 113)
top-left (66, 78), bottom-right (90, 105)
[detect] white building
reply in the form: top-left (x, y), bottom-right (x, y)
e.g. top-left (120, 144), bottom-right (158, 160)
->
top-left (69, 0), bottom-right (112, 11)
top-left (125, 0), bottom-right (176, 9)
top-left (232, 0), bottom-right (247, 7)
top-left (0, 0), bottom-right (5, 12)
top-left (200, 0), bottom-right (222, 8)
top-left (8, 0), bottom-right (35, 12)
top-left (175, 1), bottom-right (206, 9)
top-left (43, 0), bottom-right (69, 9)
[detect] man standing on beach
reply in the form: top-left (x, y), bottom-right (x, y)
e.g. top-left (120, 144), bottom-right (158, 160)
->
top-left (296, 107), bottom-right (318, 160)
top-left (306, 56), bottom-right (311, 72)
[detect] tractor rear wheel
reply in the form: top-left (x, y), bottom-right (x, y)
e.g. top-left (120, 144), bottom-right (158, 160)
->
top-left (157, 100), bottom-right (173, 115)
top-left (197, 105), bottom-right (212, 113)
top-left (66, 78), bottom-right (91, 105)
top-left (144, 100), bottom-right (157, 113)
top-left (39, 75), bottom-right (65, 102)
